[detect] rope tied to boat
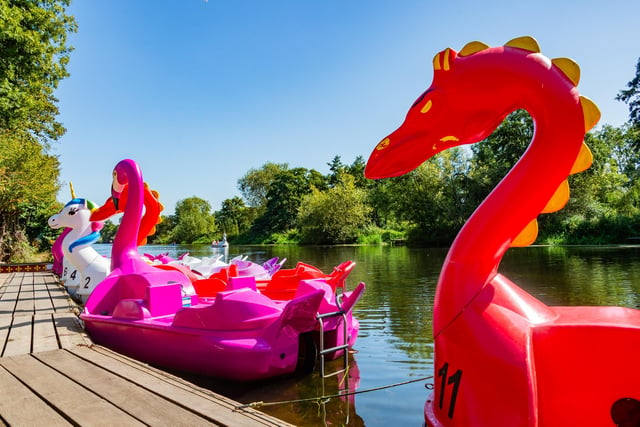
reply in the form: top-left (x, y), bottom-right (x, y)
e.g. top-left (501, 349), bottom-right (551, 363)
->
top-left (233, 375), bottom-right (434, 411)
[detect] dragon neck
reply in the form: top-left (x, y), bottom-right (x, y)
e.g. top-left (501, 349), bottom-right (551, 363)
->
top-left (434, 99), bottom-right (586, 336)
top-left (111, 160), bottom-right (146, 273)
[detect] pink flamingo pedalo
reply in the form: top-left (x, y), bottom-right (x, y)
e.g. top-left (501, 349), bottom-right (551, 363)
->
top-left (365, 36), bottom-right (640, 426)
top-left (81, 159), bottom-right (365, 381)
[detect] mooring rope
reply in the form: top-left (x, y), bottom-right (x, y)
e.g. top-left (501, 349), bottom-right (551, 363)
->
top-left (233, 375), bottom-right (434, 411)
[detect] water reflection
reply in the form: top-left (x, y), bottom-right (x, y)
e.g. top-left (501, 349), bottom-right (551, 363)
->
top-left (90, 243), bottom-right (640, 426)
top-left (501, 246), bottom-right (640, 308)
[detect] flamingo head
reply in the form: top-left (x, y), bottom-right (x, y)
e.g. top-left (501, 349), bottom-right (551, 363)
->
top-left (111, 164), bottom-right (129, 210)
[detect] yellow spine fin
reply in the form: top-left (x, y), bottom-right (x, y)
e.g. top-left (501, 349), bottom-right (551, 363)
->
top-left (542, 180), bottom-right (570, 213)
top-left (570, 142), bottom-right (593, 174)
top-left (551, 57), bottom-right (580, 86)
top-left (511, 219), bottom-right (538, 247)
top-left (433, 48), bottom-right (453, 71)
top-left (433, 53), bottom-right (441, 70)
top-left (505, 36), bottom-right (540, 53)
top-left (580, 96), bottom-right (601, 132)
top-left (459, 41), bottom-right (489, 57)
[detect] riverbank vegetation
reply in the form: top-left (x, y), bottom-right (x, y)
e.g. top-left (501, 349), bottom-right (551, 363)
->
top-left (134, 111), bottom-right (640, 248)
top-left (0, 0), bottom-right (76, 262)
top-left (2, 1), bottom-right (640, 262)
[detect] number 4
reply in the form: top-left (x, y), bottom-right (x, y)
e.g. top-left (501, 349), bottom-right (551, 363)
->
top-left (437, 362), bottom-right (463, 419)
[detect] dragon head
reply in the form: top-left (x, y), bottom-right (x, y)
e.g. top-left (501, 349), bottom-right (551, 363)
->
top-left (365, 36), bottom-right (599, 180)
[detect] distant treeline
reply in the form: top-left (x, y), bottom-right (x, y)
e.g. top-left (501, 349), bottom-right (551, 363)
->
top-left (97, 110), bottom-right (640, 247)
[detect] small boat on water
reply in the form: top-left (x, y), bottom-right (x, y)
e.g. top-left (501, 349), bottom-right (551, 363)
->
top-left (211, 233), bottom-right (229, 248)
top-left (81, 159), bottom-right (365, 381)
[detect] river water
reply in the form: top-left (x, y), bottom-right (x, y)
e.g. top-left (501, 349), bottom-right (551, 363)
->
top-left (93, 243), bottom-right (640, 426)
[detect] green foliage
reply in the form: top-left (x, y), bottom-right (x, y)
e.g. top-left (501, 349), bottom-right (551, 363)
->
top-left (237, 162), bottom-right (289, 209)
top-left (298, 175), bottom-right (371, 244)
top-left (215, 196), bottom-right (255, 238)
top-left (616, 57), bottom-right (640, 126)
top-left (148, 214), bottom-right (176, 244)
top-left (0, 130), bottom-right (60, 261)
top-left (0, 0), bottom-right (75, 262)
top-left (97, 219), bottom-right (119, 243)
top-left (0, 0), bottom-right (77, 143)
top-left (171, 197), bottom-right (217, 244)
top-left (253, 167), bottom-right (326, 234)
top-left (469, 109), bottom-right (532, 204)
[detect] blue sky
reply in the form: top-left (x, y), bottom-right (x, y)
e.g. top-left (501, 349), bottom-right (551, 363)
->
top-left (55, 0), bottom-right (640, 214)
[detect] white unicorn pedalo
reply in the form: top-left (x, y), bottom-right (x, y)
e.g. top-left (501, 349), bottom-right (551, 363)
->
top-left (48, 198), bottom-right (110, 303)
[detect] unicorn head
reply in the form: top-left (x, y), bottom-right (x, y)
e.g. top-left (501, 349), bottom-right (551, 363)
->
top-left (48, 198), bottom-right (104, 253)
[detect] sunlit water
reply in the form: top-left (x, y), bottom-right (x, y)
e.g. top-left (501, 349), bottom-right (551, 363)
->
top-left (92, 243), bottom-right (640, 426)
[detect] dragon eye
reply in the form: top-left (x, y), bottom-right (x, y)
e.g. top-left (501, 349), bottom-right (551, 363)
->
top-left (411, 89), bottom-right (434, 114)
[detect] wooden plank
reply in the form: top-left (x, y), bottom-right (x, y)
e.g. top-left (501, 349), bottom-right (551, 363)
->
top-left (53, 312), bottom-right (91, 349)
top-left (13, 273), bottom-right (34, 315)
top-left (32, 314), bottom-right (60, 353)
top-left (2, 315), bottom-right (32, 357)
top-left (33, 273), bottom-right (55, 314)
top-left (44, 273), bottom-right (76, 313)
top-left (0, 273), bottom-right (11, 297)
top-left (0, 294), bottom-right (15, 316)
top-left (34, 350), bottom-right (215, 426)
top-left (0, 354), bottom-right (146, 426)
top-left (71, 346), bottom-right (291, 426)
top-left (0, 314), bottom-right (10, 357)
top-left (0, 364), bottom-right (71, 426)
top-left (0, 274), bottom-right (19, 316)
top-left (50, 287), bottom-right (74, 313)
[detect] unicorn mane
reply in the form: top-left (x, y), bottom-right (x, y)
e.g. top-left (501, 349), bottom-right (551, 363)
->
top-left (65, 198), bottom-right (104, 253)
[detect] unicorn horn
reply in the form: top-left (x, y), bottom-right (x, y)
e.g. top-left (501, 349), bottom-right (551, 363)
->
top-left (70, 182), bottom-right (76, 199)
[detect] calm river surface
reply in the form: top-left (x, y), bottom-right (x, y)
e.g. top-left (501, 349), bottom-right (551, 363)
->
top-left (94, 243), bottom-right (640, 426)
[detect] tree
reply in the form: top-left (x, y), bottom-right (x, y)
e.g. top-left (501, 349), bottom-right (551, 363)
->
top-left (237, 162), bottom-right (289, 209)
top-left (215, 196), bottom-right (255, 237)
top-left (468, 109), bottom-right (532, 205)
top-left (346, 155), bottom-right (368, 188)
top-left (616, 57), bottom-right (640, 127)
top-left (0, 130), bottom-right (61, 261)
top-left (253, 167), bottom-right (325, 235)
top-left (298, 175), bottom-right (371, 244)
top-left (98, 219), bottom-right (119, 243)
top-left (388, 149), bottom-right (471, 245)
top-left (0, 0), bottom-right (77, 143)
top-left (149, 214), bottom-right (176, 244)
top-left (0, 0), bottom-right (76, 261)
top-left (171, 197), bottom-right (217, 244)
top-left (327, 155), bottom-right (344, 187)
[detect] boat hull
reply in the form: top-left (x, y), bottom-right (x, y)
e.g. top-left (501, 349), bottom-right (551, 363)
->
top-left (83, 316), bottom-right (300, 381)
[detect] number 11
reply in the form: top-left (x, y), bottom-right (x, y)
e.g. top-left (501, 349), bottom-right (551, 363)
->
top-left (437, 362), bottom-right (463, 419)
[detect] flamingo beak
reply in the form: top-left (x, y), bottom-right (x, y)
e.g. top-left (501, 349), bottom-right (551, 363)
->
top-left (111, 170), bottom-right (125, 210)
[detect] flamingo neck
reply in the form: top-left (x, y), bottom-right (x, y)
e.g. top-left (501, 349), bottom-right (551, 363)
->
top-left (111, 160), bottom-right (146, 273)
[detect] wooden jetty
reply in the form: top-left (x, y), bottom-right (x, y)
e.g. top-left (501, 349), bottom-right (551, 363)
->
top-left (0, 269), bottom-right (292, 426)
